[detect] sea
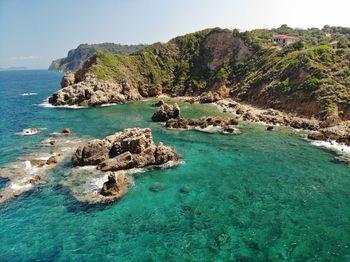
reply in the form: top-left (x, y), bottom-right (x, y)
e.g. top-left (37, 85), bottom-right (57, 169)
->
top-left (0, 70), bottom-right (349, 261)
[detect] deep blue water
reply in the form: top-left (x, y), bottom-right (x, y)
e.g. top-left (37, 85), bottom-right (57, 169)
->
top-left (0, 70), bottom-right (350, 261)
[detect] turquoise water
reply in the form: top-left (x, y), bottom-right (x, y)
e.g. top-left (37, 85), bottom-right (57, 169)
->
top-left (0, 70), bottom-right (350, 261)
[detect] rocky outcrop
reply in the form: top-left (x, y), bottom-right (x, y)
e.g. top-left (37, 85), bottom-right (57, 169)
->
top-left (152, 103), bottom-right (180, 122)
top-left (165, 116), bottom-right (238, 129)
top-left (71, 128), bottom-right (179, 202)
top-left (56, 128), bottom-right (73, 135)
top-left (48, 74), bottom-right (142, 106)
top-left (199, 92), bottom-right (222, 103)
top-left (100, 172), bottom-right (131, 199)
top-left (61, 73), bottom-right (75, 88)
top-left (72, 128), bottom-right (178, 170)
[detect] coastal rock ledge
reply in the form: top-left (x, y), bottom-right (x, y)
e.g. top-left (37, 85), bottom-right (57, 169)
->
top-left (49, 73), bottom-right (142, 106)
top-left (72, 128), bottom-right (179, 202)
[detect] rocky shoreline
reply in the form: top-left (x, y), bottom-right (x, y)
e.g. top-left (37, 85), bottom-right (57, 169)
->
top-left (210, 98), bottom-right (350, 146)
top-left (0, 129), bottom-right (84, 204)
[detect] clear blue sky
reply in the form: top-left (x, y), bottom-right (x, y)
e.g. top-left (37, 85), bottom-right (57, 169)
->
top-left (0, 0), bottom-right (349, 69)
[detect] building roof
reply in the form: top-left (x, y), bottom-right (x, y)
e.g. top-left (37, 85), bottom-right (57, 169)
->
top-left (273, 34), bottom-right (300, 40)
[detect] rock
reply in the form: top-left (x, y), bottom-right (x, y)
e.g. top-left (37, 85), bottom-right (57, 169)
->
top-left (152, 103), bottom-right (181, 122)
top-left (307, 132), bottom-right (326, 141)
top-left (149, 182), bottom-right (166, 192)
top-left (57, 128), bottom-right (73, 135)
top-left (100, 172), bottom-right (131, 198)
top-left (333, 155), bottom-right (350, 164)
top-left (29, 175), bottom-right (43, 185)
top-left (46, 156), bottom-right (58, 165)
top-left (67, 128), bottom-right (179, 202)
top-left (152, 100), bottom-right (165, 107)
top-left (30, 159), bottom-right (46, 167)
top-left (179, 187), bottom-right (190, 194)
top-left (165, 118), bottom-right (189, 129)
top-left (222, 126), bottom-right (241, 135)
top-left (267, 126), bottom-right (274, 131)
top-left (321, 106), bottom-right (341, 128)
top-left (72, 139), bottom-right (112, 166)
top-left (49, 74), bottom-right (142, 107)
top-left (165, 117), bottom-right (239, 130)
top-left (98, 152), bottom-right (135, 171)
top-left (199, 92), bottom-right (221, 103)
top-left (72, 128), bottom-right (178, 171)
top-left (154, 142), bottom-right (178, 165)
top-left (289, 118), bottom-right (319, 130)
top-left (60, 72), bottom-right (75, 88)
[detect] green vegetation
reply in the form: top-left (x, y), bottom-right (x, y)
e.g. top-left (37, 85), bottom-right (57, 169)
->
top-left (85, 25), bottom-right (350, 118)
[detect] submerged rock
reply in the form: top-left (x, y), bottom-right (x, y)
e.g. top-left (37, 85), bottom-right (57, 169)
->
top-left (30, 159), bottom-right (46, 167)
top-left (56, 128), bottom-right (73, 135)
top-left (0, 135), bottom-right (84, 204)
top-left (29, 175), bottom-right (43, 185)
top-left (46, 156), bottom-right (58, 165)
top-left (152, 102), bottom-right (181, 122)
top-left (149, 182), bottom-right (167, 192)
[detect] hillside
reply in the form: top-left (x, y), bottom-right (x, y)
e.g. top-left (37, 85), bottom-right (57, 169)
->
top-left (48, 43), bottom-right (147, 72)
top-left (49, 25), bottom-right (350, 121)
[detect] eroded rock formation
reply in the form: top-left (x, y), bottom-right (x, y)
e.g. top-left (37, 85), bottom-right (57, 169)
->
top-left (49, 73), bottom-right (142, 106)
top-left (71, 128), bottom-right (179, 201)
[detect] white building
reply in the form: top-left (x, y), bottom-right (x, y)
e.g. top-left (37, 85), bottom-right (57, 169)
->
top-left (272, 34), bottom-right (300, 47)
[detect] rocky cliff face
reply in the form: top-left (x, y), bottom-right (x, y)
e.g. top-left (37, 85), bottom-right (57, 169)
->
top-left (49, 43), bottom-right (147, 72)
top-left (48, 26), bottom-right (350, 121)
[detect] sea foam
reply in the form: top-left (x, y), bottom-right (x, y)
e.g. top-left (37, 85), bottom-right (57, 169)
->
top-left (310, 140), bottom-right (350, 156)
top-left (38, 99), bottom-right (87, 109)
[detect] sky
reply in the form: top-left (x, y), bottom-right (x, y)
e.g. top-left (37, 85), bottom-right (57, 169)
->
top-left (0, 0), bottom-right (349, 69)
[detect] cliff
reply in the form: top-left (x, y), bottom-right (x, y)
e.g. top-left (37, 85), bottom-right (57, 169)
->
top-left (49, 25), bottom-right (350, 121)
top-left (48, 43), bottom-right (147, 72)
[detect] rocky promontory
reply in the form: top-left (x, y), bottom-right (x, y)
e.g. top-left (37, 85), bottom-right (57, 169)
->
top-left (71, 128), bottom-right (179, 202)
top-left (49, 73), bottom-right (142, 106)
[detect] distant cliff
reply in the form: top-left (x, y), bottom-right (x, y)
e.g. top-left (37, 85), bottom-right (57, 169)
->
top-left (48, 43), bottom-right (147, 72)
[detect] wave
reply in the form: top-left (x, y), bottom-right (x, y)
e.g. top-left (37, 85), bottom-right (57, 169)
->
top-left (15, 128), bottom-right (44, 136)
top-left (21, 92), bottom-right (38, 96)
top-left (38, 98), bottom-right (87, 109)
top-left (309, 140), bottom-right (350, 156)
top-left (98, 103), bottom-right (117, 107)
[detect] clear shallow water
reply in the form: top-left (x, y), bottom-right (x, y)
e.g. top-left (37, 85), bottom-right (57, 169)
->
top-left (0, 70), bottom-right (350, 261)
